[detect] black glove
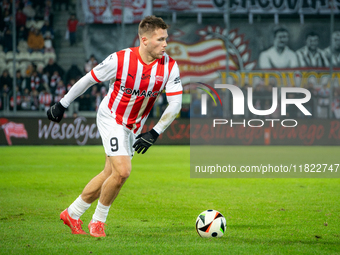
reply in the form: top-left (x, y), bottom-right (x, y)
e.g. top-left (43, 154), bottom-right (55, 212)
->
top-left (47, 102), bottom-right (66, 123)
top-left (133, 129), bottom-right (159, 154)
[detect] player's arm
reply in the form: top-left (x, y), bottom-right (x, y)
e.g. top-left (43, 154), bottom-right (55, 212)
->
top-left (153, 93), bottom-right (182, 134)
top-left (133, 94), bottom-right (182, 154)
top-left (46, 73), bottom-right (97, 122)
top-left (133, 62), bottom-right (182, 154)
top-left (47, 53), bottom-right (118, 123)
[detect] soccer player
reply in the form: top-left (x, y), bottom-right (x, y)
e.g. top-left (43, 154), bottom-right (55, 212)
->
top-left (47, 16), bottom-right (182, 237)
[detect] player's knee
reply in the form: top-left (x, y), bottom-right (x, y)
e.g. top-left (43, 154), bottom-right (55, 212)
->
top-left (117, 166), bottom-right (131, 181)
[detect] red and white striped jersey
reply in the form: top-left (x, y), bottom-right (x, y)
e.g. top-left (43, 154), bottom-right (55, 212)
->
top-left (90, 47), bottom-right (182, 133)
top-left (39, 92), bottom-right (53, 108)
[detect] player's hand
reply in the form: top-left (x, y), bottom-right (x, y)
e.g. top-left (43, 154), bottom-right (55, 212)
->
top-left (133, 129), bottom-right (159, 154)
top-left (47, 102), bottom-right (66, 123)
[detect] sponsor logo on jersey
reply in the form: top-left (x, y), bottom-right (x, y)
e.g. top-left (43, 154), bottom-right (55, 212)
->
top-left (128, 73), bottom-right (136, 79)
top-left (141, 73), bottom-right (151, 80)
top-left (120, 86), bottom-right (160, 97)
top-left (155, 75), bottom-right (164, 83)
top-left (174, 76), bottom-right (181, 84)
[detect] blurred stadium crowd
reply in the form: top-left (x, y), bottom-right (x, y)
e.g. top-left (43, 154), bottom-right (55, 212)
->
top-left (0, 0), bottom-right (339, 119)
top-left (0, 0), bottom-right (107, 115)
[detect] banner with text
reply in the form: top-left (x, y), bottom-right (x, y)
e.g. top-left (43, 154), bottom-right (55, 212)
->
top-left (153, 0), bottom-right (340, 14)
top-left (1, 117), bottom-right (340, 146)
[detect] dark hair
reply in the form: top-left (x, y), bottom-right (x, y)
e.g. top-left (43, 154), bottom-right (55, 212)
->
top-left (273, 27), bottom-right (289, 38)
top-left (306, 31), bottom-right (319, 39)
top-left (138, 15), bottom-right (169, 36)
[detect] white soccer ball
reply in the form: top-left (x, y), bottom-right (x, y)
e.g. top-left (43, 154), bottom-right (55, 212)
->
top-left (195, 209), bottom-right (227, 238)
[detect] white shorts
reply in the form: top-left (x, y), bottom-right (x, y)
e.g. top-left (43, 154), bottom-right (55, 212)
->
top-left (97, 101), bottom-right (136, 158)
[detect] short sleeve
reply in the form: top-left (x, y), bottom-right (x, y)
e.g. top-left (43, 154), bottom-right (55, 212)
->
top-left (165, 62), bottom-right (183, 96)
top-left (90, 53), bottom-right (118, 82)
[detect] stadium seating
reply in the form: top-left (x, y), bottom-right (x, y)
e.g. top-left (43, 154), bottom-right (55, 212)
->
top-left (19, 61), bottom-right (29, 75)
top-left (0, 59), bottom-right (7, 74)
top-left (44, 52), bottom-right (57, 64)
top-left (6, 61), bottom-right (20, 77)
top-left (5, 51), bottom-right (14, 63)
top-left (17, 41), bottom-right (29, 53)
top-left (0, 51), bottom-right (5, 61)
top-left (18, 51), bottom-right (31, 62)
top-left (30, 51), bottom-right (45, 66)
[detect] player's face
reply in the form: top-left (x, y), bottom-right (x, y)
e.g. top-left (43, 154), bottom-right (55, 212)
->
top-left (274, 31), bottom-right (289, 48)
top-left (306, 36), bottom-right (319, 51)
top-left (147, 28), bottom-right (168, 60)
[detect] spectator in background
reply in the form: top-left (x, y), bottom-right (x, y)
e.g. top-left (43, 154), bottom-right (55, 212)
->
top-left (27, 27), bottom-right (45, 53)
top-left (43, 58), bottom-right (65, 80)
top-left (54, 80), bottom-right (66, 103)
top-left (67, 13), bottom-right (78, 46)
top-left (317, 83), bottom-right (330, 118)
top-left (39, 88), bottom-right (53, 111)
top-left (10, 86), bottom-right (21, 110)
top-left (15, 8), bottom-right (27, 28)
top-left (0, 70), bottom-right (12, 95)
top-left (332, 88), bottom-right (340, 119)
top-left (41, 20), bottom-right (54, 39)
top-left (78, 88), bottom-right (91, 111)
top-left (65, 64), bottom-right (83, 85)
top-left (33, 2), bottom-right (46, 21)
top-left (25, 62), bottom-right (35, 78)
top-left (49, 70), bottom-right (61, 95)
top-left (17, 25), bottom-right (28, 43)
top-left (100, 84), bottom-right (107, 98)
top-left (15, 70), bottom-right (27, 93)
top-left (44, 0), bottom-right (54, 26)
top-left (30, 70), bottom-right (42, 92)
top-left (84, 54), bottom-right (98, 73)
top-left (90, 85), bottom-right (100, 111)
top-left (37, 63), bottom-right (49, 90)
top-left (1, 0), bottom-right (11, 14)
top-left (21, 88), bottom-right (33, 110)
top-left (3, 27), bottom-right (13, 53)
top-left (66, 78), bottom-right (79, 116)
top-left (67, 78), bottom-right (76, 92)
top-left (43, 31), bottom-right (54, 53)
top-left (31, 89), bottom-right (40, 110)
top-left (3, 9), bottom-right (11, 27)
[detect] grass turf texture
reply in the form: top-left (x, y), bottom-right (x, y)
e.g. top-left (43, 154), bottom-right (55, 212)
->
top-left (0, 145), bottom-right (339, 255)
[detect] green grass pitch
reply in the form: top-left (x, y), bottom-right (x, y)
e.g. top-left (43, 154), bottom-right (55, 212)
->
top-left (0, 145), bottom-right (340, 254)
